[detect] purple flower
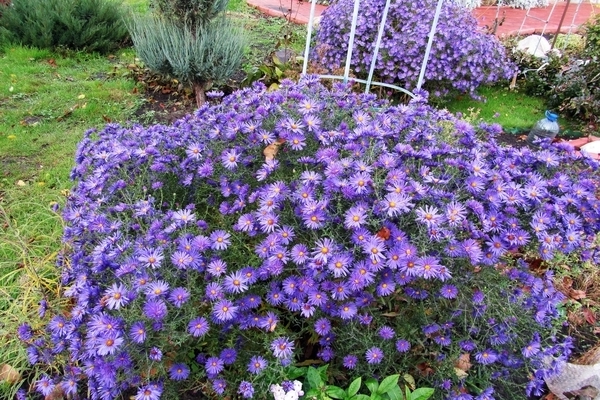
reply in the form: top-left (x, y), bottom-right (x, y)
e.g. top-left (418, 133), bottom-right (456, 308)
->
top-left (475, 349), bottom-right (498, 365)
top-left (168, 287), bottom-right (190, 307)
top-left (220, 348), bottom-right (238, 365)
top-left (248, 355), bottom-right (267, 374)
top-left (378, 326), bottom-right (395, 340)
top-left (238, 381), bottom-right (255, 398)
top-left (103, 283), bottom-right (130, 309)
top-left (149, 347), bottom-right (162, 361)
top-left (205, 356), bottom-right (224, 375)
top-left (440, 284), bottom-right (459, 299)
top-left (169, 363), bottom-right (190, 380)
top-left (212, 379), bottom-right (227, 395)
top-left (135, 382), bottom-right (163, 400)
top-left (270, 337), bottom-right (295, 359)
top-left (343, 354), bottom-right (358, 369)
top-left (188, 317), bottom-right (209, 337)
top-left (224, 271), bottom-right (249, 294)
top-left (314, 318), bottom-right (331, 336)
top-left (36, 375), bottom-right (56, 397)
top-left (143, 299), bottom-right (168, 320)
top-left (365, 347), bottom-right (384, 364)
top-left (210, 230), bottom-right (231, 251)
top-left (396, 339), bottom-right (411, 353)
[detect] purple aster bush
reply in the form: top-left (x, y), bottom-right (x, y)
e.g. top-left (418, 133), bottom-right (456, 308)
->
top-left (314, 0), bottom-right (516, 99)
top-left (25, 77), bottom-right (600, 399)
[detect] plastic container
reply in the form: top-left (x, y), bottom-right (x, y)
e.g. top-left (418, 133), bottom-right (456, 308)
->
top-left (526, 110), bottom-right (559, 148)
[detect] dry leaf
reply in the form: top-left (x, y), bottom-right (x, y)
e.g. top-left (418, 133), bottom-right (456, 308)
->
top-left (263, 139), bottom-right (285, 162)
top-left (0, 364), bottom-right (21, 384)
top-left (376, 227), bottom-right (391, 240)
top-left (569, 289), bottom-right (587, 300)
top-left (454, 353), bottom-right (472, 372)
top-left (45, 385), bottom-right (64, 400)
top-left (582, 307), bottom-right (596, 325)
top-left (16, 180), bottom-right (26, 186)
top-left (416, 362), bottom-right (434, 376)
top-left (454, 367), bottom-right (468, 379)
top-left (562, 276), bottom-right (573, 288)
top-left (564, 387), bottom-right (600, 400)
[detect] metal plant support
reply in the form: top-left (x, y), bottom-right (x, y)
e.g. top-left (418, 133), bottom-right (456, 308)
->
top-left (301, 0), bottom-right (445, 98)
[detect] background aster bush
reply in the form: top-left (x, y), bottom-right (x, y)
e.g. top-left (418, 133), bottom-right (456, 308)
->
top-left (21, 77), bottom-right (600, 399)
top-left (313, 0), bottom-right (516, 99)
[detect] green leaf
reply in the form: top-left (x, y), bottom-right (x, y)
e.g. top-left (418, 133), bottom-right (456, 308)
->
top-left (348, 377), bottom-right (362, 397)
top-left (355, 395), bottom-right (371, 400)
top-left (285, 366), bottom-right (307, 380)
top-left (370, 393), bottom-right (383, 400)
top-left (402, 374), bottom-right (416, 391)
top-left (409, 388), bottom-right (435, 400)
top-left (326, 386), bottom-right (346, 399)
top-left (307, 367), bottom-right (322, 390)
top-left (377, 374), bottom-right (399, 394)
top-left (365, 378), bottom-right (379, 394)
top-left (386, 385), bottom-right (404, 400)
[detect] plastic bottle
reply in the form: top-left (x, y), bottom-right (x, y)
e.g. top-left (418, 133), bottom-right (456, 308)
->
top-left (526, 110), bottom-right (559, 148)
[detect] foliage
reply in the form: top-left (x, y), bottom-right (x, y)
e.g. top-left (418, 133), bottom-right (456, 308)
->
top-left (313, 0), bottom-right (515, 99)
top-left (0, 0), bottom-right (128, 54)
top-left (150, 0), bottom-right (229, 30)
top-left (20, 77), bottom-right (600, 400)
top-left (509, 49), bottom-right (569, 98)
top-left (583, 14), bottom-right (600, 59)
top-left (128, 0), bottom-right (246, 105)
top-left (301, 365), bottom-right (434, 400)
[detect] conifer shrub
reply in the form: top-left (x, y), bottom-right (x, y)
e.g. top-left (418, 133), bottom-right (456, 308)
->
top-left (0, 0), bottom-right (128, 54)
top-left (127, 0), bottom-right (245, 106)
top-left (313, 0), bottom-right (515, 99)
top-left (20, 77), bottom-right (600, 399)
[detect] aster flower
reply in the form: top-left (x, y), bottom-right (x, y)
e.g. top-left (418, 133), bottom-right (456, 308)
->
top-left (210, 230), bottom-right (231, 251)
top-left (415, 205), bottom-right (444, 227)
top-left (135, 382), bottom-right (163, 400)
top-left (343, 354), bottom-right (358, 369)
top-left (381, 192), bottom-right (413, 217)
top-left (270, 337), bottom-right (295, 359)
top-left (365, 347), bottom-right (384, 364)
top-left (248, 355), bottom-right (267, 374)
top-left (138, 247), bottom-right (164, 269)
top-left (221, 148), bottom-right (241, 170)
top-left (145, 280), bottom-right (169, 299)
top-left (169, 363), bottom-right (190, 381)
top-left (36, 375), bottom-right (56, 397)
top-left (339, 303), bottom-right (357, 319)
top-left (378, 326), bottom-right (395, 340)
top-left (475, 349), bottom-right (498, 365)
top-left (188, 317), bottom-right (209, 337)
top-left (238, 381), bottom-right (255, 399)
top-left (212, 379), bottom-right (227, 395)
top-left (440, 284), bottom-right (459, 299)
top-left (129, 321), bottom-right (147, 343)
top-left (207, 259), bottom-right (227, 277)
top-left (212, 299), bottom-right (238, 322)
top-left (314, 318), bottom-right (331, 336)
top-left (395, 339), bottom-right (411, 353)
top-left (103, 283), bottom-right (130, 310)
top-left (168, 287), bottom-right (190, 308)
top-left (205, 356), bottom-right (225, 375)
top-left (224, 271), bottom-right (249, 294)
top-left (344, 205), bottom-right (368, 229)
top-left (149, 347), bottom-right (162, 361)
top-left (220, 348), bottom-right (238, 365)
top-left (362, 235), bottom-right (386, 262)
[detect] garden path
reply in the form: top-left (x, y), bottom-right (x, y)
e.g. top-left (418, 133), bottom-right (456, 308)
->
top-left (246, 0), bottom-right (599, 37)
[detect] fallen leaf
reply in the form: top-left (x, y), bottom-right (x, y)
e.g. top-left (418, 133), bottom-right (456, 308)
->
top-left (376, 227), bottom-right (391, 240)
top-left (582, 307), bottom-right (596, 325)
top-left (263, 139), bottom-right (285, 162)
top-left (403, 373), bottom-right (416, 390)
top-left (45, 385), bottom-right (65, 400)
top-left (77, 94), bottom-right (86, 99)
top-left (16, 180), bottom-right (26, 186)
top-left (569, 289), bottom-right (586, 300)
top-left (47, 58), bottom-right (57, 68)
top-left (0, 364), bottom-right (21, 383)
top-left (562, 276), bottom-right (573, 288)
top-left (102, 115), bottom-right (112, 123)
top-left (564, 386), bottom-right (600, 399)
top-left (454, 367), bottom-right (468, 379)
top-left (454, 353), bottom-right (472, 372)
top-left (416, 362), bottom-right (434, 376)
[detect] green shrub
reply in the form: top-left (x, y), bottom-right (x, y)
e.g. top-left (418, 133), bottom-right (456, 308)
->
top-left (0, 0), bottom-right (128, 54)
top-left (150, 0), bottom-right (229, 28)
top-left (128, 1), bottom-right (245, 105)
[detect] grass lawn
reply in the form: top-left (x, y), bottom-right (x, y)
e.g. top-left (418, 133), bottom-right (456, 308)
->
top-left (0, 0), bottom-right (596, 397)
